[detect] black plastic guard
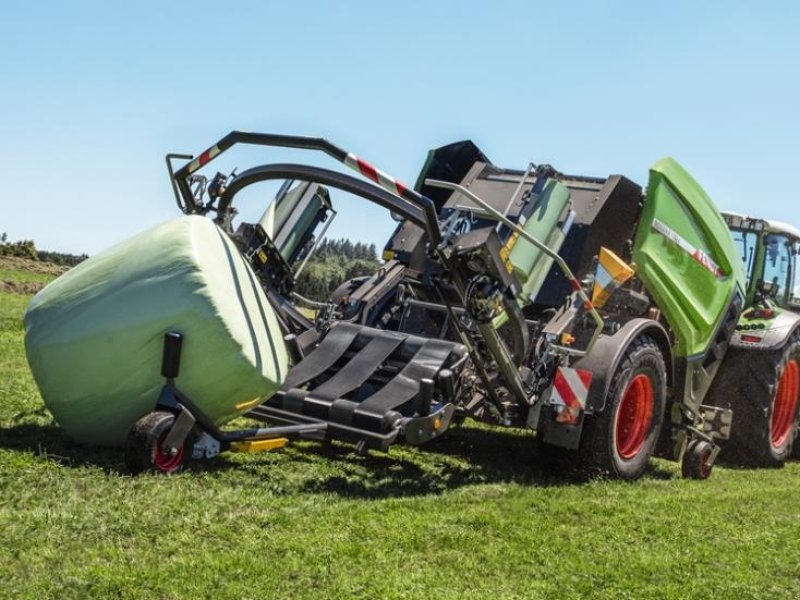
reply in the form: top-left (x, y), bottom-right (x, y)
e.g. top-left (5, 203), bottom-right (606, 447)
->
top-left (573, 318), bottom-right (672, 415)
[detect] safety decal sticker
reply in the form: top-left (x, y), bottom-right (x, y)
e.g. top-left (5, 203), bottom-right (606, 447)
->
top-left (651, 218), bottom-right (724, 278)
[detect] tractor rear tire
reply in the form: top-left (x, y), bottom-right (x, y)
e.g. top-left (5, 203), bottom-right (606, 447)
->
top-left (577, 335), bottom-right (667, 480)
top-left (125, 411), bottom-right (189, 475)
top-left (711, 332), bottom-right (800, 467)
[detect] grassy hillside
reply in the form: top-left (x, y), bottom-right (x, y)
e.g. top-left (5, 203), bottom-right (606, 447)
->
top-left (0, 257), bottom-right (68, 294)
top-left (1, 260), bottom-right (799, 598)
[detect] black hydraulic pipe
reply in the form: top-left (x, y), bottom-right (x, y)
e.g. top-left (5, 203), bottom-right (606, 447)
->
top-left (221, 422), bottom-right (326, 443)
top-left (166, 153), bottom-right (193, 211)
top-left (171, 131), bottom-right (442, 245)
top-left (217, 164), bottom-right (426, 230)
top-left (248, 405), bottom-right (399, 447)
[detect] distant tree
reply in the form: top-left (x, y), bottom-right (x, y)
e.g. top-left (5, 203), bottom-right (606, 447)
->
top-left (0, 237), bottom-right (38, 260)
top-left (293, 237), bottom-right (380, 301)
top-left (342, 239), bottom-right (353, 259)
top-left (37, 250), bottom-right (88, 267)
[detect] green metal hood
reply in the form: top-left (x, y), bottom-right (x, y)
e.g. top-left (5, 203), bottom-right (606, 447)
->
top-left (632, 158), bottom-right (746, 357)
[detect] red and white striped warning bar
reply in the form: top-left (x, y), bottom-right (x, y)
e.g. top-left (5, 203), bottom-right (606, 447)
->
top-left (550, 366), bottom-right (592, 425)
top-left (652, 218), bottom-right (724, 278)
top-left (186, 145), bottom-right (222, 174)
top-left (344, 153), bottom-right (408, 197)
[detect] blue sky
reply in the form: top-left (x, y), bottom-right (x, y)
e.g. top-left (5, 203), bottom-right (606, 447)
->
top-left (1, 1), bottom-right (798, 254)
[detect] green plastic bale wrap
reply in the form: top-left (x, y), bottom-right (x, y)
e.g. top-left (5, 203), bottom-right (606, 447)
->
top-left (24, 216), bottom-right (289, 447)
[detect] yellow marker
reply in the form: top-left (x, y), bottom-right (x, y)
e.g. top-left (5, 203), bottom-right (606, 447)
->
top-left (382, 250), bottom-right (395, 262)
top-left (258, 250), bottom-right (268, 264)
top-left (499, 231), bottom-right (520, 261)
top-left (235, 396), bottom-right (264, 411)
top-left (591, 247), bottom-right (635, 309)
top-left (500, 231), bottom-right (521, 273)
top-left (229, 438), bottom-right (289, 453)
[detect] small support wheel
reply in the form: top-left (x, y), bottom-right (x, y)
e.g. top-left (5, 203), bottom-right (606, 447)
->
top-left (125, 411), bottom-right (189, 475)
top-left (682, 439), bottom-right (714, 480)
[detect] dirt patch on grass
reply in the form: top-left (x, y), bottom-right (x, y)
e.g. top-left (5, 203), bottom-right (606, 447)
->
top-left (0, 257), bottom-right (69, 277)
top-left (0, 281), bottom-right (46, 295)
top-left (0, 257), bottom-right (68, 294)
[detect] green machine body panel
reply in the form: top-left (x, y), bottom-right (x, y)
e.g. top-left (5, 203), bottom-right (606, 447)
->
top-left (509, 179), bottom-right (571, 301)
top-left (632, 158), bottom-right (745, 358)
top-left (258, 182), bottom-right (329, 264)
top-left (492, 179), bottom-right (571, 329)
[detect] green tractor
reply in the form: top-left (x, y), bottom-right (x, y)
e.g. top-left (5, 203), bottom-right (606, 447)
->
top-left (706, 214), bottom-right (800, 466)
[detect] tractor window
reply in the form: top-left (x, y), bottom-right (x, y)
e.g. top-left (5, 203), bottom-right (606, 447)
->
top-left (762, 234), bottom-right (792, 305)
top-left (731, 229), bottom-right (758, 288)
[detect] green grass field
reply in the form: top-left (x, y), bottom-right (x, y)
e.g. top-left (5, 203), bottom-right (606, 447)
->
top-left (1, 262), bottom-right (799, 599)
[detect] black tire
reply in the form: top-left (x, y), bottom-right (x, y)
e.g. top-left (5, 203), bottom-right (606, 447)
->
top-left (708, 332), bottom-right (800, 467)
top-left (794, 417), bottom-right (800, 460)
top-left (125, 411), bottom-right (189, 475)
top-left (682, 439), bottom-right (714, 479)
top-left (577, 335), bottom-right (667, 480)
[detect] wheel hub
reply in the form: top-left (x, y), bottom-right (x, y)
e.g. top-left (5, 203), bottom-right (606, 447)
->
top-left (771, 358), bottom-right (799, 450)
top-left (615, 374), bottom-right (654, 460)
top-left (152, 432), bottom-right (185, 473)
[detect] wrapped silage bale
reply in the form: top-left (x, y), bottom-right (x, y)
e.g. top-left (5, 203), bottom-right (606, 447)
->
top-left (24, 216), bottom-right (289, 447)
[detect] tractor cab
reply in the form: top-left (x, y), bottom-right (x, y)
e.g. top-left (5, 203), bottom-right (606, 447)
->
top-left (723, 212), bottom-right (800, 311)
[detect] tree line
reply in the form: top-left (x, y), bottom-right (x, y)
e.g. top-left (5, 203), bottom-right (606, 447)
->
top-left (1, 230), bottom-right (378, 300)
top-left (294, 237), bottom-right (380, 301)
top-left (0, 233), bottom-right (88, 266)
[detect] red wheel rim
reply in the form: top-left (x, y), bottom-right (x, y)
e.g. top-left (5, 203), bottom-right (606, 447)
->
top-left (771, 359), bottom-right (799, 449)
top-left (699, 446), bottom-right (712, 479)
top-left (152, 432), bottom-right (184, 473)
top-left (615, 374), bottom-right (654, 460)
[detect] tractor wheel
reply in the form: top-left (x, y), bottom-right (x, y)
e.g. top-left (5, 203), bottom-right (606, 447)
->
top-left (577, 335), bottom-right (667, 480)
top-left (125, 411), bottom-right (189, 475)
top-left (713, 332), bottom-right (800, 467)
top-left (681, 439), bottom-right (714, 479)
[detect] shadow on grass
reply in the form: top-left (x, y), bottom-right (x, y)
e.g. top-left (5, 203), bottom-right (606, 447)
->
top-left (0, 411), bottom-right (124, 474)
top-left (283, 424), bottom-right (676, 498)
top-left (0, 413), bottom-right (675, 497)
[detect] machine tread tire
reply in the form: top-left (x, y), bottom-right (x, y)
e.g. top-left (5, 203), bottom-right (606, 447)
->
top-left (125, 411), bottom-right (188, 475)
top-left (710, 331), bottom-right (800, 467)
top-left (682, 439), bottom-right (714, 479)
top-left (577, 335), bottom-right (667, 480)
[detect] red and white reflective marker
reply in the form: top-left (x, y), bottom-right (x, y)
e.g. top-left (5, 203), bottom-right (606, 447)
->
top-left (186, 145), bottom-right (222, 174)
top-left (344, 153), bottom-right (408, 197)
top-left (550, 367), bottom-right (592, 425)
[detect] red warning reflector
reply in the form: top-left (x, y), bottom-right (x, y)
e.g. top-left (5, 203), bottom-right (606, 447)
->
top-left (751, 309), bottom-right (775, 320)
top-left (550, 367), bottom-right (592, 425)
